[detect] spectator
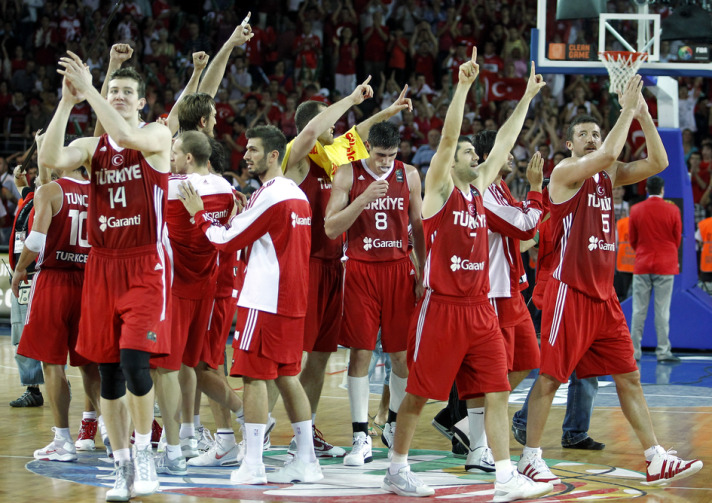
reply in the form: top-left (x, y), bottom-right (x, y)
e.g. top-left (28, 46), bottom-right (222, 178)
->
top-left (387, 22), bottom-right (409, 84)
top-left (23, 99), bottom-right (47, 139)
top-left (411, 128), bottom-right (440, 176)
top-left (410, 24), bottom-right (438, 88)
top-left (59, 1), bottom-right (82, 43)
top-left (182, 19), bottom-right (212, 55)
top-left (223, 116), bottom-right (248, 169)
top-left (333, 26), bottom-right (358, 97)
top-left (294, 20), bottom-right (321, 81)
top-left (361, 9), bottom-right (389, 88)
top-left (678, 81), bottom-right (701, 133)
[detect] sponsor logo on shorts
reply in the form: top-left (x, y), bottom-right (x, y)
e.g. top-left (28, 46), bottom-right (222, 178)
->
top-left (363, 236), bottom-right (402, 252)
top-left (450, 255), bottom-right (485, 272)
top-left (291, 212), bottom-right (311, 227)
top-left (98, 214), bottom-right (141, 232)
top-left (587, 235), bottom-right (615, 252)
top-left (55, 251), bottom-right (89, 263)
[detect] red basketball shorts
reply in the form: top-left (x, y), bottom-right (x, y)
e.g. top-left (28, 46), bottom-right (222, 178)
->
top-left (152, 296), bottom-right (213, 371)
top-left (406, 291), bottom-right (511, 401)
top-left (18, 268), bottom-right (91, 367)
top-left (77, 245), bottom-right (171, 364)
top-left (540, 278), bottom-right (638, 383)
top-left (340, 257), bottom-right (416, 353)
top-left (303, 257), bottom-right (342, 353)
top-left (230, 307), bottom-right (304, 380)
top-left (492, 294), bottom-right (540, 372)
top-left (201, 293), bottom-right (238, 369)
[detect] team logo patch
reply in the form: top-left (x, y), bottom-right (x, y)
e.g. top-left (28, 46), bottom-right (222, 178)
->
top-left (396, 169), bottom-right (404, 182)
top-left (98, 215), bottom-right (108, 232)
top-left (596, 184), bottom-right (606, 197)
top-left (588, 235), bottom-right (598, 251)
top-left (111, 154), bottom-right (124, 166)
top-left (363, 237), bottom-right (373, 251)
top-left (25, 448), bottom-right (655, 501)
top-left (146, 331), bottom-right (157, 342)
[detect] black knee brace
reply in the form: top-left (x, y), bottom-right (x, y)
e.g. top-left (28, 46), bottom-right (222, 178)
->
top-left (99, 362), bottom-right (127, 400)
top-left (120, 349), bottom-right (153, 397)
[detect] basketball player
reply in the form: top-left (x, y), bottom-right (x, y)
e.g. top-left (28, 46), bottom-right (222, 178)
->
top-left (15, 167), bottom-right (102, 462)
top-left (39, 53), bottom-right (172, 500)
top-left (178, 125), bottom-right (322, 485)
top-left (518, 75), bottom-right (703, 486)
top-left (324, 119), bottom-right (425, 465)
top-left (381, 50), bottom-right (552, 502)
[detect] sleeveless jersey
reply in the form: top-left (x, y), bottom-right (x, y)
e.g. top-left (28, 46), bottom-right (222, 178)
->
top-left (166, 172), bottom-right (234, 299)
top-left (346, 159), bottom-right (410, 262)
top-left (89, 134), bottom-right (168, 250)
top-left (423, 186), bottom-right (489, 299)
top-left (299, 159), bottom-right (342, 260)
top-left (551, 172), bottom-right (615, 300)
top-left (35, 178), bottom-right (90, 271)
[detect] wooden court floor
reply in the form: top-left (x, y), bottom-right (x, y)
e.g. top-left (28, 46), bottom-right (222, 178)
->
top-left (1, 338), bottom-right (710, 502)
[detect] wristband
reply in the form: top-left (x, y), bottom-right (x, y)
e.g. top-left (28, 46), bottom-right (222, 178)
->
top-left (24, 231), bottom-right (47, 252)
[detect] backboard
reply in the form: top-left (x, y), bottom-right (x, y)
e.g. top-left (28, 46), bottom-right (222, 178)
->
top-left (533, 0), bottom-right (712, 78)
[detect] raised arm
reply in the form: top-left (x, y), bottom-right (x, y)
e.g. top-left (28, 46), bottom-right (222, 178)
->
top-left (167, 51), bottom-right (210, 135)
top-left (474, 63), bottom-right (545, 193)
top-left (94, 44), bottom-right (133, 137)
top-left (198, 15), bottom-right (254, 97)
top-left (355, 83), bottom-right (412, 139)
top-left (406, 164), bottom-right (425, 298)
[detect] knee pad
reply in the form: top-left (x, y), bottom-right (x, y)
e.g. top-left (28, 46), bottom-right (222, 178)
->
top-left (99, 362), bottom-right (126, 400)
top-left (120, 349), bottom-right (153, 397)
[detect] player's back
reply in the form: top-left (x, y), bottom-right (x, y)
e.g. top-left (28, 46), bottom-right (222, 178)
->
top-left (300, 158), bottom-right (342, 260)
top-left (550, 172), bottom-right (616, 300)
top-left (346, 159), bottom-right (410, 262)
top-left (89, 134), bottom-right (168, 250)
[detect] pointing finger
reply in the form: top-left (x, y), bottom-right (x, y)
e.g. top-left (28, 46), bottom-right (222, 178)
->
top-left (471, 46), bottom-right (477, 63)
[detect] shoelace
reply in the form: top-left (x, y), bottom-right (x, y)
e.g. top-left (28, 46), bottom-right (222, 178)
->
top-left (136, 449), bottom-right (152, 480)
top-left (114, 464), bottom-right (130, 490)
top-left (199, 427), bottom-right (214, 445)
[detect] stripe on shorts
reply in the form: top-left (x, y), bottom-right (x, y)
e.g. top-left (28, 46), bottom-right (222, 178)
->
top-left (413, 289), bottom-right (432, 362)
top-left (549, 281), bottom-right (568, 347)
top-left (239, 308), bottom-right (259, 351)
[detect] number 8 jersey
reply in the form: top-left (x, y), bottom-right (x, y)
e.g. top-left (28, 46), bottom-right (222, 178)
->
top-left (89, 134), bottom-right (168, 250)
top-left (346, 159), bottom-right (411, 262)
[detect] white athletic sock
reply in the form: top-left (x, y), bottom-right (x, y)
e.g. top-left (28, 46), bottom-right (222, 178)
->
top-left (292, 420), bottom-right (317, 462)
top-left (98, 415), bottom-right (107, 437)
top-left (467, 407), bottom-right (487, 450)
top-left (311, 412), bottom-right (317, 424)
top-left (180, 423), bottom-right (195, 439)
top-left (235, 407), bottom-right (245, 425)
top-left (114, 448), bottom-right (131, 464)
top-left (193, 415), bottom-right (201, 428)
top-left (645, 445), bottom-right (664, 462)
top-left (244, 423), bottom-right (266, 465)
top-left (495, 459), bottom-right (515, 483)
top-left (347, 375), bottom-right (370, 423)
top-left (55, 427), bottom-right (72, 441)
top-left (166, 444), bottom-right (181, 460)
top-left (523, 446), bottom-right (541, 458)
top-left (134, 432), bottom-right (152, 449)
top-left (389, 372), bottom-right (407, 417)
top-left (216, 429), bottom-right (236, 448)
top-left (83, 411), bottom-right (97, 421)
top-left (388, 452), bottom-right (408, 475)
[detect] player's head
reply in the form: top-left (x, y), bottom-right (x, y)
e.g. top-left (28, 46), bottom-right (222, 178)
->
top-left (245, 125), bottom-right (287, 179)
top-left (365, 122), bottom-right (400, 174)
top-left (566, 114), bottom-right (602, 158)
top-left (295, 100), bottom-right (332, 145)
top-left (172, 130), bottom-right (212, 174)
top-left (473, 130), bottom-right (513, 177)
top-left (178, 93), bottom-right (217, 137)
top-left (646, 175), bottom-right (664, 196)
top-left (452, 135), bottom-right (479, 183)
top-left (207, 136), bottom-right (227, 174)
top-left (107, 67), bottom-right (146, 120)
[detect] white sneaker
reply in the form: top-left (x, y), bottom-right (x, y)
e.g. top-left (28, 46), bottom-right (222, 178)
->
top-left (180, 436), bottom-right (199, 458)
top-left (155, 452), bottom-right (188, 476)
top-left (381, 422), bottom-right (396, 448)
top-left (517, 449), bottom-right (560, 484)
top-left (344, 432), bottom-right (372, 466)
top-left (267, 456), bottom-right (324, 483)
top-left (188, 438), bottom-right (242, 467)
top-left (465, 446), bottom-right (495, 473)
top-left (287, 425), bottom-right (346, 458)
top-left (75, 418), bottom-right (97, 451)
top-left (493, 471), bottom-right (554, 502)
top-left (156, 428), bottom-right (166, 453)
top-left (106, 461), bottom-right (134, 502)
top-left (381, 465), bottom-right (435, 497)
top-left (34, 430), bottom-right (78, 462)
top-left (230, 462), bottom-right (267, 485)
top-left (646, 448), bottom-right (703, 485)
top-left (133, 445), bottom-right (159, 496)
top-left (196, 425), bottom-right (214, 452)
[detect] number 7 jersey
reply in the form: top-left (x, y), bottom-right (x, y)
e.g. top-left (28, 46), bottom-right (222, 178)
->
top-left (345, 159), bottom-right (411, 262)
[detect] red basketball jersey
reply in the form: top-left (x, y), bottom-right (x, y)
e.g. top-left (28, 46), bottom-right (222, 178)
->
top-left (346, 160), bottom-right (410, 262)
top-left (166, 173), bottom-right (235, 299)
top-left (35, 177), bottom-right (91, 271)
top-left (551, 172), bottom-right (616, 300)
top-left (423, 186), bottom-right (489, 298)
top-left (89, 135), bottom-right (168, 250)
top-left (300, 159), bottom-right (342, 260)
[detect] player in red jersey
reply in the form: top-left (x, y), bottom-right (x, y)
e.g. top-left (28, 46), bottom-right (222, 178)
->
top-left (325, 119), bottom-right (426, 465)
top-left (39, 53), bottom-right (172, 500)
top-left (179, 125), bottom-right (322, 485)
top-left (518, 76), bottom-right (702, 486)
top-left (14, 168), bottom-right (102, 463)
top-left (382, 49), bottom-right (552, 502)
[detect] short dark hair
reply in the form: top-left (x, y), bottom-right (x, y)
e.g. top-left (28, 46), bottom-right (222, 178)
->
top-left (567, 114), bottom-right (601, 142)
top-left (207, 136), bottom-right (227, 173)
top-left (246, 125), bottom-right (287, 164)
top-left (368, 121), bottom-right (400, 149)
top-left (646, 175), bottom-right (664, 195)
top-left (294, 100), bottom-right (326, 134)
top-left (473, 130), bottom-right (497, 159)
top-left (454, 136), bottom-right (475, 162)
top-left (109, 67), bottom-right (146, 98)
top-left (177, 130), bottom-right (212, 167)
top-left (178, 93), bottom-right (215, 132)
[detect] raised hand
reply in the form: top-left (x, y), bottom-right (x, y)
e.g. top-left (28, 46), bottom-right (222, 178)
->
top-left (523, 61), bottom-right (546, 99)
top-left (389, 84), bottom-right (412, 113)
top-left (61, 75), bottom-right (85, 105)
top-left (458, 47), bottom-right (480, 87)
top-left (617, 74), bottom-right (643, 113)
top-left (58, 51), bottom-right (93, 95)
top-left (228, 11), bottom-right (254, 47)
top-left (349, 75), bottom-right (374, 105)
top-left (192, 51), bottom-right (210, 72)
top-left (527, 151), bottom-right (544, 189)
top-left (109, 44), bottom-right (133, 64)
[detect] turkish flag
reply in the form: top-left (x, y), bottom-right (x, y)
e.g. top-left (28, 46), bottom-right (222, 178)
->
top-left (481, 71), bottom-right (527, 102)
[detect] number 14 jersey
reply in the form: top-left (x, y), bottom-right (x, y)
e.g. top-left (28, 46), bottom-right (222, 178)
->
top-left (346, 159), bottom-right (410, 262)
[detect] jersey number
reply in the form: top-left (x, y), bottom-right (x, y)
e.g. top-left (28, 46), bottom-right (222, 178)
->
top-left (68, 209), bottom-right (89, 247)
top-left (602, 213), bottom-right (610, 233)
top-left (108, 186), bottom-right (127, 209)
top-left (375, 212), bottom-right (388, 230)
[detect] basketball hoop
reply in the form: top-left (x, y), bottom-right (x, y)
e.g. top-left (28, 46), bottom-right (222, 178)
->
top-left (599, 51), bottom-right (648, 94)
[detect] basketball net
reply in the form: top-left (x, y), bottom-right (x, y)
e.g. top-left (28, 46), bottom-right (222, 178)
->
top-left (599, 51), bottom-right (648, 94)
